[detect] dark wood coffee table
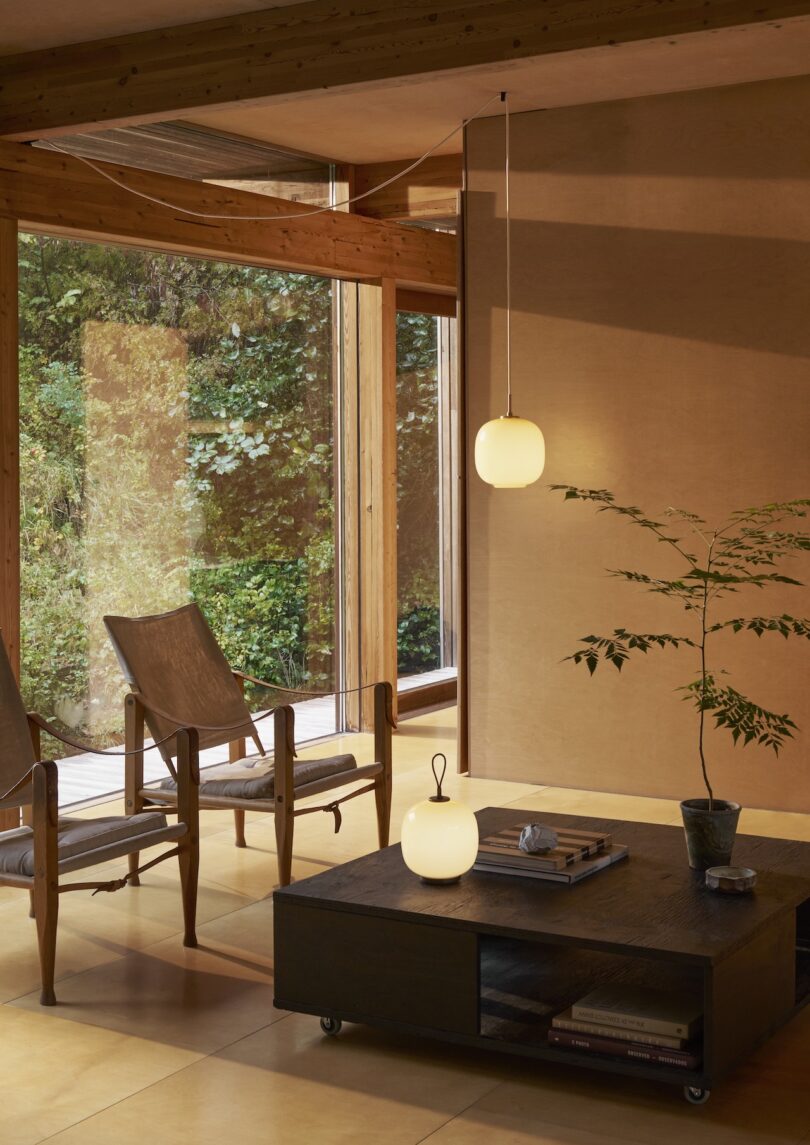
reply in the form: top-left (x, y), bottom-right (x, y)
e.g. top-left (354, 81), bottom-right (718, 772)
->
top-left (273, 807), bottom-right (810, 1103)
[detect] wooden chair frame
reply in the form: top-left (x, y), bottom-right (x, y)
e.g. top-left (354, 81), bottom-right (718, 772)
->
top-left (124, 676), bottom-right (394, 887)
top-left (0, 716), bottom-right (200, 1006)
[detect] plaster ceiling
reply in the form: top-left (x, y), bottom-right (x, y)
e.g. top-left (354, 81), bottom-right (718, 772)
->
top-left (0, 0), bottom-right (300, 54)
top-left (187, 22), bottom-right (810, 164)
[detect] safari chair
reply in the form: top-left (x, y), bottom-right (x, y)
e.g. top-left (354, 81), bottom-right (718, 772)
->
top-left (104, 603), bottom-right (394, 887)
top-left (0, 637), bottom-right (199, 1006)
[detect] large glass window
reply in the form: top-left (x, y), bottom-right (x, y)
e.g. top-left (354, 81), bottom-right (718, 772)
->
top-left (396, 311), bottom-right (457, 687)
top-left (19, 234), bottom-right (338, 762)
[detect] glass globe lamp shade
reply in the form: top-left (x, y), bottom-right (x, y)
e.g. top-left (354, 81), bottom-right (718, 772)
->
top-left (401, 797), bottom-right (479, 885)
top-left (474, 415), bottom-right (545, 488)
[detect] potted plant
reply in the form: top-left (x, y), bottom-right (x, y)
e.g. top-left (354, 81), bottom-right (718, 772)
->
top-left (552, 486), bottom-right (809, 870)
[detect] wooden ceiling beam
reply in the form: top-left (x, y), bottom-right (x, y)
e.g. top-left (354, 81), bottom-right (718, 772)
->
top-left (395, 289), bottom-right (457, 317)
top-left (354, 155), bottom-right (462, 223)
top-left (0, 140), bottom-right (456, 290)
top-left (2, 0), bottom-right (810, 141)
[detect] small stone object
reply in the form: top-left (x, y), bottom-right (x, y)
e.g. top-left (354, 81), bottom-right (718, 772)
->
top-left (518, 823), bottom-right (558, 854)
top-left (705, 865), bottom-right (757, 894)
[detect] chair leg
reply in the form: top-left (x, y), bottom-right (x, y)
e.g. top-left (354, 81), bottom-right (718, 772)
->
top-left (28, 889), bottom-right (35, 919)
top-left (233, 809), bottom-right (247, 848)
top-left (273, 706), bottom-right (295, 887)
top-left (374, 774), bottom-right (391, 849)
top-left (178, 840), bottom-right (198, 948)
top-left (274, 807), bottom-right (294, 888)
top-left (124, 692), bottom-right (145, 887)
top-left (33, 873), bottom-right (58, 1005)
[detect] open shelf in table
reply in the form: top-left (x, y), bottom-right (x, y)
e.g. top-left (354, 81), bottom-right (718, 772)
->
top-left (479, 935), bottom-right (705, 1080)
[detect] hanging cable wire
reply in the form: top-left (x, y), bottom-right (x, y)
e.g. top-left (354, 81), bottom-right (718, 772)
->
top-left (46, 92), bottom-right (502, 223)
top-left (502, 91), bottom-right (513, 417)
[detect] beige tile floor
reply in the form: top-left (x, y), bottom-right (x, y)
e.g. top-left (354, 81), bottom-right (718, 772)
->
top-left (2, 707), bottom-right (809, 1145)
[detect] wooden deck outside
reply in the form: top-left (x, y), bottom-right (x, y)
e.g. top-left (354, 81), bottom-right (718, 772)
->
top-left (54, 667), bottom-right (457, 807)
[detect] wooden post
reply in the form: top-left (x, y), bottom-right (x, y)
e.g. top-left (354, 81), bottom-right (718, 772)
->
top-left (340, 279), bottom-right (398, 731)
top-left (334, 163), bottom-right (357, 729)
top-left (339, 282), bottom-right (362, 730)
top-left (358, 278), bottom-right (398, 729)
top-left (0, 217), bottom-right (19, 826)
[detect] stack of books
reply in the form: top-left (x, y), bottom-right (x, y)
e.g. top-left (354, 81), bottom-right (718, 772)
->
top-left (548, 984), bottom-right (703, 1069)
top-left (474, 823), bottom-right (628, 885)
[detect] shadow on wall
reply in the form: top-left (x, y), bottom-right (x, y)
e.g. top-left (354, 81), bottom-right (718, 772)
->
top-left (468, 76), bottom-right (810, 179)
top-left (469, 192), bottom-right (810, 359)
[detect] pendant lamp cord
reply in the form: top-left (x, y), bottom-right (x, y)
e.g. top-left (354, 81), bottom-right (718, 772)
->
top-left (45, 93), bottom-right (502, 224)
top-left (501, 91), bottom-right (513, 418)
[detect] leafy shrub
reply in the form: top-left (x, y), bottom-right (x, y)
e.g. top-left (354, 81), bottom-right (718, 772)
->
top-left (397, 605), bottom-right (441, 675)
top-left (190, 558), bottom-right (321, 706)
top-left (395, 312), bottom-right (443, 675)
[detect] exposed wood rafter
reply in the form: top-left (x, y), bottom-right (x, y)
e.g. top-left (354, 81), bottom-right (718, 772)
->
top-left (3, 0), bottom-right (810, 141)
top-left (0, 140), bottom-right (456, 290)
top-left (395, 289), bottom-right (457, 317)
top-left (354, 155), bottom-right (462, 223)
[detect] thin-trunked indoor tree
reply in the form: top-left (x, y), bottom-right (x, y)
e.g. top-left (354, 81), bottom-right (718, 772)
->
top-left (552, 486), bottom-right (810, 869)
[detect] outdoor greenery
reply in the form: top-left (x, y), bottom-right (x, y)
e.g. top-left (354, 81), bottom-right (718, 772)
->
top-left (20, 234), bottom-right (335, 745)
top-left (19, 234), bottom-right (445, 750)
top-left (553, 486), bottom-right (810, 804)
top-left (396, 604), bottom-right (442, 676)
top-left (396, 311), bottom-right (442, 675)
top-left (188, 559), bottom-right (309, 690)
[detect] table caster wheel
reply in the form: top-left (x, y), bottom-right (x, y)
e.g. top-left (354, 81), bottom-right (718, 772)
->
top-left (320, 1016), bottom-right (342, 1037)
top-left (683, 1086), bottom-right (711, 1105)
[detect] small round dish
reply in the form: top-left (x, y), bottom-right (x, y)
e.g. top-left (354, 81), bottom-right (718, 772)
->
top-left (705, 866), bottom-right (757, 894)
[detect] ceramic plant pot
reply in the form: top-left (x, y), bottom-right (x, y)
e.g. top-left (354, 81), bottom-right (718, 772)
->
top-left (680, 798), bottom-right (741, 871)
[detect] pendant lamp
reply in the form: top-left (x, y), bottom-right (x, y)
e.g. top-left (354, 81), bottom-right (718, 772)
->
top-left (474, 93), bottom-right (545, 489)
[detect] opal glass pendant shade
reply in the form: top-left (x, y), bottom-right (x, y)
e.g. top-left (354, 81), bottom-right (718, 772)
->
top-left (474, 414), bottom-right (546, 488)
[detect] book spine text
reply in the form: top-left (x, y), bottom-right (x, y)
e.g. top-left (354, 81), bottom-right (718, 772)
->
top-left (571, 1006), bottom-right (689, 1039)
top-left (548, 1029), bottom-right (700, 1069)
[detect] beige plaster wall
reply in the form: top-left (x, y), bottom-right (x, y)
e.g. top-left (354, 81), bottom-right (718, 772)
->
top-left (465, 75), bottom-right (810, 811)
